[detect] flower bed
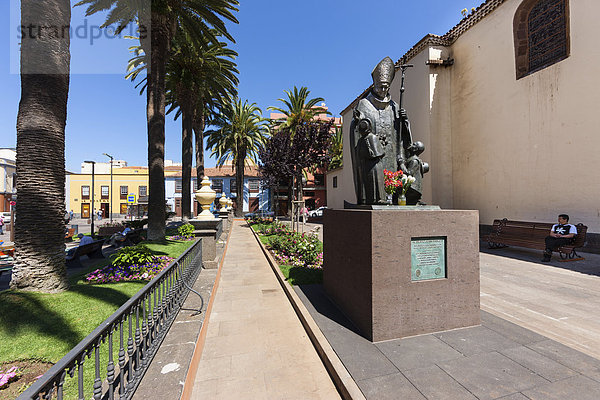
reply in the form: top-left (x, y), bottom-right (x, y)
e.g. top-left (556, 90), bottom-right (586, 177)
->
top-left (248, 218), bottom-right (324, 285)
top-left (166, 235), bottom-right (195, 241)
top-left (267, 229), bottom-right (323, 269)
top-left (85, 256), bottom-right (174, 284)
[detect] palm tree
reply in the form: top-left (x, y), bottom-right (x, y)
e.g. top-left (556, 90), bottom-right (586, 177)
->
top-left (328, 126), bottom-right (343, 170)
top-left (267, 86), bottom-right (329, 133)
top-left (165, 31), bottom-right (238, 219)
top-left (76, 0), bottom-right (239, 239)
top-left (206, 99), bottom-right (269, 217)
top-left (11, 0), bottom-right (71, 292)
top-left (267, 86), bottom-right (330, 208)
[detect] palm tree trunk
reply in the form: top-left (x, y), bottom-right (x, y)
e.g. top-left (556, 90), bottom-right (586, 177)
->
top-left (181, 98), bottom-right (193, 221)
top-left (193, 113), bottom-right (205, 185)
top-left (145, 12), bottom-right (175, 240)
top-left (235, 152), bottom-right (245, 217)
top-left (12, 0), bottom-right (71, 292)
top-left (192, 114), bottom-right (205, 218)
top-left (287, 177), bottom-right (294, 217)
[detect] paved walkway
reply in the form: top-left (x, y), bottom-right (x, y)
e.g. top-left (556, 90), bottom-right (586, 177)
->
top-left (189, 220), bottom-right (340, 400)
top-left (296, 245), bottom-right (600, 399)
top-left (480, 246), bottom-right (600, 360)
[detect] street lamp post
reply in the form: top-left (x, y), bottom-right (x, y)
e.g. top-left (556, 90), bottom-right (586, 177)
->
top-left (103, 153), bottom-right (114, 223)
top-left (85, 160), bottom-right (96, 238)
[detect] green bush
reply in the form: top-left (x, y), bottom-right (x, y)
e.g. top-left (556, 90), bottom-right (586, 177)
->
top-left (111, 245), bottom-right (155, 267)
top-left (267, 230), bottom-right (323, 268)
top-left (177, 223), bottom-right (195, 238)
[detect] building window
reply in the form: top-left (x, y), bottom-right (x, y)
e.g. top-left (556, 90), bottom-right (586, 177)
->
top-left (139, 186), bottom-right (147, 197)
top-left (333, 176), bottom-right (338, 188)
top-left (249, 179), bottom-right (259, 193)
top-left (120, 186), bottom-right (128, 199)
top-left (81, 186), bottom-right (90, 200)
top-left (514, 0), bottom-right (569, 79)
top-left (101, 186), bottom-right (109, 199)
top-left (230, 178), bottom-right (236, 193)
top-left (314, 174), bottom-right (325, 186)
top-left (175, 180), bottom-right (182, 193)
top-left (212, 179), bottom-right (223, 192)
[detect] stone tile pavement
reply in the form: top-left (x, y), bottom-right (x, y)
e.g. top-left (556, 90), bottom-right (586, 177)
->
top-left (188, 220), bottom-right (340, 399)
top-left (293, 244), bottom-right (600, 400)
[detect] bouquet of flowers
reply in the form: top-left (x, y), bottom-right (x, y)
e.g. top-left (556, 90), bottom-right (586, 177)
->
top-left (384, 169), bottom-right (416, 197)
top-left (384, 169), bottom-right (404, 195)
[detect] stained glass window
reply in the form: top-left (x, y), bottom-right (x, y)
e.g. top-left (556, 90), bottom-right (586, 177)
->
top-left (527, 0), bottom-right (568, 73)
top-left (514, 0), bottom-right (569, 79)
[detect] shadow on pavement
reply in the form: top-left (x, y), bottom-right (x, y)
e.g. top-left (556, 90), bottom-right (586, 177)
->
top-left (479, 240), bottom-right (600, 277)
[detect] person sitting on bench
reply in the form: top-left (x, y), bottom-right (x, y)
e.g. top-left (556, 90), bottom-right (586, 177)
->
top-left (108, 227), bottom-right (132, 247)
top-left (542, 214), bottom-right (577, 262)
top-left (67, 233), bottom-right (94, 257)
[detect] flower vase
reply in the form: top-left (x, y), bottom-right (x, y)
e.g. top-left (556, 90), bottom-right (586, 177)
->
top-left (398, 194), bottom-right (407, 206)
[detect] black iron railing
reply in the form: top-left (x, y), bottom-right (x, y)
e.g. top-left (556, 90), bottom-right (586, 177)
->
top-left (18, 238), bottom-right (203, 400)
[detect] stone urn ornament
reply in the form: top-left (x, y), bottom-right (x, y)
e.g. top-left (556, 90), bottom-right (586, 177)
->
top-left (219, 194), bottom-right (228, 211)
top-left (194, 176), bottom-right (217, 220)
top-left (227, 198), bottom-right (233, 211)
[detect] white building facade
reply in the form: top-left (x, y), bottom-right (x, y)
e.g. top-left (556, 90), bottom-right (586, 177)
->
top-left (165, 165), bottom-right (269, 216)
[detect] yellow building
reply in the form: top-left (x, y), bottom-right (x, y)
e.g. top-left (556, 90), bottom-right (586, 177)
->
top-left (66, 166), bottom-right (149, 218)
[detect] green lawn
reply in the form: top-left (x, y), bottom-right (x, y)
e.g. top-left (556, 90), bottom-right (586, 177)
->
top-left (0, 238), bottom-right (195, 396)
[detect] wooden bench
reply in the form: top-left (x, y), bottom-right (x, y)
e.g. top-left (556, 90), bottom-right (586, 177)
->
top-left (65, 228), bottom-right (76, 242)
top-left (483, 219), bottom-right (587, 260)
top-left (65, 239), bottom-right (105, 268)
top-left (97, 226), bottom-right (122, 237)
top-left (124, 229), bottom-right (144, 245)
top-left (0, 265), bottom-right (12, 278)
top-left (108, 229), bottom-right (144, 248)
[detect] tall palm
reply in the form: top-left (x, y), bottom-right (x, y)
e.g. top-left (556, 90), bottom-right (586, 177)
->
top-left (11, 0), bottom-right (71, 292)
top-left (328, 126), bottom-right (343, 170)
top-left (76, 0), bottom-right (239, 239)
top-left (206, 99), bottom-right (269, 217)
top-left (267, 86), bottom-right (330, 206)
top-left (267, 86), bottom-right (329, 133)
top-left (166, 31), bottom-right (238, 218)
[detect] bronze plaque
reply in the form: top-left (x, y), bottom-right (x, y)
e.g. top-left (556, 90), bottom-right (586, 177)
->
top-left (411, 237), bottom-right (446, 281)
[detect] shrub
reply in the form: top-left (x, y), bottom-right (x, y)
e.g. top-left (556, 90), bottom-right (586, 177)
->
top-left (268, 230), bottom-right (323, 269)
top-left (111, 245), bottom-right (154, 267)
top-left (177, 223), bottom-right (195, 238)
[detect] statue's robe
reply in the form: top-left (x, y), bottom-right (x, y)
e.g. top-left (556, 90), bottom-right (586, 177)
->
top-left (350, 92), bottom-right (401, 204)
top-left (356, 133), bottom-right (386, 204)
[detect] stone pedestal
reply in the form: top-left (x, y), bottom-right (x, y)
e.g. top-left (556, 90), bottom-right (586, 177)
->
top-left (323, 208), bottom-right (480, 342)
top-left (188, 219), bottom-right (223, 269)
top-left (219, 210), bottom-right (229, 230)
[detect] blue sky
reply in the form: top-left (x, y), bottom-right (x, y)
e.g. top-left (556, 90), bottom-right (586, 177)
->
top-left (1, 0), bottom-right (483, 172)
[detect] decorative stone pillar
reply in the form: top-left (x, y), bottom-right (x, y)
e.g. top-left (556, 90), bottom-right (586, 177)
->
top-left (219, 195), bottom-right (228, 211)
top-left (218, 195), bottom-right (229, 224)
top-left (195, 176), bottom-right (217, 220)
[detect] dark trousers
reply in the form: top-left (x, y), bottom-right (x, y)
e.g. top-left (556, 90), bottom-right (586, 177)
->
top-left (544, 236), bottom-right (571, 254)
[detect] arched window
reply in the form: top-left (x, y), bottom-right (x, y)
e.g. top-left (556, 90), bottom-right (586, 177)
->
top-left (514, 0), bottom-right (570, 79)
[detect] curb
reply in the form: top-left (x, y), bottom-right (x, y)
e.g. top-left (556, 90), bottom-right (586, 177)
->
top-left (249, 224), bottom-right (365, 400)
top-left (180, 223), bottom-right (233, 400)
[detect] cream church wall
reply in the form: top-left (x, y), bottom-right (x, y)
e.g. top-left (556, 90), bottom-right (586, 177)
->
top-left (447, 0), bottom-right (600, 232)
